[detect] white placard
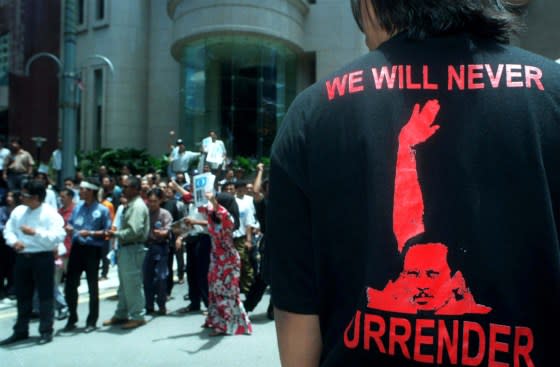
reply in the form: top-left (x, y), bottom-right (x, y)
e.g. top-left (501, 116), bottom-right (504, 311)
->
top-left (193, 173), bottom-right (215, 207)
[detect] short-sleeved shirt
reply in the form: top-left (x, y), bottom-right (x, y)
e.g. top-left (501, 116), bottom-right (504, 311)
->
top-left (267, 33), bottom-right (560, 366)
top-left (147, 208), bottom-right (173, 244)
top-left (69, 201), bottom-right (112, 247)
top-left (6, 149), bottom-right (34, 173)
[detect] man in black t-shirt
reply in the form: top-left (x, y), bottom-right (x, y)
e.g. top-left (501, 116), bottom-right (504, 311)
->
top-left (266, 1), bottom-right (560, 366)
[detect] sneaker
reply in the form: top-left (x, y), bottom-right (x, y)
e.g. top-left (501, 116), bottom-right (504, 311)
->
top-left (84, 325), bottom-right (96, 333)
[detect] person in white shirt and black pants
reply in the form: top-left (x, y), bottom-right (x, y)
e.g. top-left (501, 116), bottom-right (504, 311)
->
top-left (0, 180), bottom-right (65, 346)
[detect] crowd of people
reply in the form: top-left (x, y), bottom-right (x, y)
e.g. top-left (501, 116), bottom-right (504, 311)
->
top-left (0, 132), bottom-right (271, 345)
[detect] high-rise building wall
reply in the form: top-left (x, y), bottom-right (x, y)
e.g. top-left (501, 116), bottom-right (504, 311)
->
top-left (146, 0), bottom-right (180, 155)
top-left (75, 0), bottom-right (150, 151)
top-left (67, 0), bottom-right (559, 158)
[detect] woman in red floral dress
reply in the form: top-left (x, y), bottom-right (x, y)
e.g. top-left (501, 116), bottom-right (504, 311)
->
top-left (200, 192), bottom-right (252, 336)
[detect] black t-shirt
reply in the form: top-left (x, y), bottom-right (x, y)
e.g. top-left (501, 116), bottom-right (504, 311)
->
top-left (267, 33), bottom-right (560, 367)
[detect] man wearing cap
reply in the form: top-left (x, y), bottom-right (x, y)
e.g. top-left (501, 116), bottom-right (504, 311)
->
top-left (63, 179), bottom-right (112, 333)
top-left (169, 139), bottom-right (201, 184)
top-left (103, 176), bottom-right (150, 329)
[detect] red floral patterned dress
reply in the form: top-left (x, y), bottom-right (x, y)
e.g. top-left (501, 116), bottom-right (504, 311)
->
top-left (201, 204), bottom-right (252, 335)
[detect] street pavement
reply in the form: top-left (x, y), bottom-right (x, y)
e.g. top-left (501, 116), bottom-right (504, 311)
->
top-left (0, 266), bottom-right (281, 367)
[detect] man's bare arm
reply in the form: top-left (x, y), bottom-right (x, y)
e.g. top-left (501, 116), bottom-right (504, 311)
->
top-left (275, 308), bottom-right (322, 367)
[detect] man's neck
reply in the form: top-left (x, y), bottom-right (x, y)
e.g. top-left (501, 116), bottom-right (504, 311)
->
top-left (84, 198), bottom-right (96, 206)
top-left (27, 202), bottom-right (41, 210)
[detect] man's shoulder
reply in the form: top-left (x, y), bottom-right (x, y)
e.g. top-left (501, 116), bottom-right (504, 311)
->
top-left (10, 205), bottom-right (27, 217)
top-left (160, 207), bottom-right (173, 219)
top-left (131, 196), bottom-right (149, 211)
top-left (40, 203), bottom-right (63, 218)
top-left (95, 201), bottom-right (111, 213)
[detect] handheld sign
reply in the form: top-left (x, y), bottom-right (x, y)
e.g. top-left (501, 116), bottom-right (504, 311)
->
top-left (193, 173), bottom-right (215, 207)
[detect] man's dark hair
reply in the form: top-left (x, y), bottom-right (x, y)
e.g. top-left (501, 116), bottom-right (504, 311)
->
top-left (147, 188), bottom-right (164, 200)
top-left (222, 181), bottom-right (236, 189)
top-left (23, 179), bottom-right (47, 202)
top-left (234, 180), bottom-right (248, 189)
top-left (9, 137), bottom-right (22, 145)
top-left (127, 176), bottom-right (141, 191)
top-left (60, 188), bottom-right (75, 199)
top-left (351, 0), bottom-right (527, 43)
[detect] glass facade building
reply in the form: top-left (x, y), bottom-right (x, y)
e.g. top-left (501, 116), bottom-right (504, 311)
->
top-left (180, 35), bottom-right (298, 157)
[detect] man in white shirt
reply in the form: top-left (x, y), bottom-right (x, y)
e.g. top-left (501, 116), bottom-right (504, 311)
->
top-left (0, 179), bottom-right (65, 346)
top-left (202, 131), bottom-right (227, 172)
top-left (225, 181), bottom-right (258, 294)
top-left (170, 139), bottom-right (200, 184)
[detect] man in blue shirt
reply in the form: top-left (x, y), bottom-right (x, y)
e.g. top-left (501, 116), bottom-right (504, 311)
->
top-left (63, 179), bottom-right (112, 333)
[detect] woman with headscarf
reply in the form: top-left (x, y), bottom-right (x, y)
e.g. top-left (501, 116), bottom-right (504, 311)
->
top-left (199, 191), bottom-right (251, 336)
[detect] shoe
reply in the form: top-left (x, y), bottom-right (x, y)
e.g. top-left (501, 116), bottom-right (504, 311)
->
top-left (30, 311), bottom-right (39, 319)
top-left (209, 330), bottom-right (227, 337)
top-left (102, 317), bottom-right (129, 327)
top-left (145, 309), bottom-right (155, 316)
top-left (177, 279), bottom-right (185, 284)
top-left (84, 325), bottom-right (96, 333)
top-left (56, 309), bottom-right (69, 321)
top-left (121, 319), bottom-right (146, 330)
top-left (62, 323), bottom-right (77, 332)
top-left (38, 332), bottom-right (53, 345)
top-left (183, 294), bottom-right (189, 301)
top-left (0, 333), bottom-right (29, 346)
top-left (155, 308), bottom-right (167, 316)
top-left (99, 276), bottom-right (109, 281)
top-left (178, 304), bottom-right (200, 314)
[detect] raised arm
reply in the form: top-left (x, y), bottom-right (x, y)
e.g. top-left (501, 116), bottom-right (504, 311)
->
top-left (253, 162), bottom-right (265, 202)
top-left (393, 99), bottom-right (440, 252)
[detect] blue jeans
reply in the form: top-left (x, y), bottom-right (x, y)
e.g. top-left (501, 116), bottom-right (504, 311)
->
top-left (143, 244), bottom-right (169, 311)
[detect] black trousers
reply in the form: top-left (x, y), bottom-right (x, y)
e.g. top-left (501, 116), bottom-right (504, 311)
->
top-left (0, 242), bottom-right (15, 296)
top-left (166, 234), bottom-right (186, 296)
top-left (13, 252), bottom-right (55, 335)
top-left (185, 234), bottom-right (211, 308)
top-left (244, 236), bottom-right (269, 312)
top-left (65, 244), bottom-right (101, 327)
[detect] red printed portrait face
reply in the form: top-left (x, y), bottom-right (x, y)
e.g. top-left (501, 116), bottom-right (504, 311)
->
top-left (399, 243), bottom-right (452, 311)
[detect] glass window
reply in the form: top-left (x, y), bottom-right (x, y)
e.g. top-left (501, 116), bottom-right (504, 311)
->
top-left (180, 35), bottom-right (298, 158)
top-left (93, 68), bottom-right (104, 149)
top-left (93, 0), bottom-right (110, 28)
top-left (77, 0), bottom-right (86, 25)
top-left (0, 33), bottom-right (9, 74)
top-left (96, 0), bottom-right (105, 20)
